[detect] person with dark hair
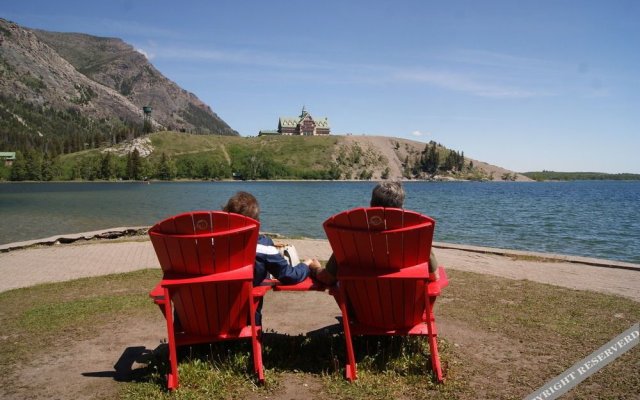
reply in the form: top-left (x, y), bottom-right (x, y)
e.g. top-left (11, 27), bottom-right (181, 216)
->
top-left (310, 181), bottom-right (440, 285)
top-left (223, 191), bottom-right (320, 324)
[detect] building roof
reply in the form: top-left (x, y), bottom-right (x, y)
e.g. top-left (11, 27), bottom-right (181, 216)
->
top-left (279, 117), bottom-right (299, 128)
top-left (258, 130), bottom-right (279, 136)
top-left (279, 106), bottom-right (330, 129)
top-left (0, 152), bottom-right (16, 160)
top-left (315, 117), bottom-right (330, 128)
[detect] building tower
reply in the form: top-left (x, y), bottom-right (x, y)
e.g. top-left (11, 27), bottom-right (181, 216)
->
top-left (143, 106), bottom-right (153, 133)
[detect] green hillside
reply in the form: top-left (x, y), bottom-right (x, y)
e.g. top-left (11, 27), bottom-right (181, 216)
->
top-left (2, 131), bottom-right (489, 181)
top-left (24, 132), bottom-right (339, 181)
top-left (523, 171), bottom-right (640, 181)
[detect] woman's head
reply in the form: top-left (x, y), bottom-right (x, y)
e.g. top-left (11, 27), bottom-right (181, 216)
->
top-left (370, 181), bottom-right (405, 208)
top-left (223, 191), bottom-right (260, 220)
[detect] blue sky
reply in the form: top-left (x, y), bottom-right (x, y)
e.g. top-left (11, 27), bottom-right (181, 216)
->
top-left (3, 1), bottom-right (639, 173)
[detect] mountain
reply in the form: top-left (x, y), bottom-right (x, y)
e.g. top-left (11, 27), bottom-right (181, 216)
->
top-left (0, 18), bottom-right (236, 148)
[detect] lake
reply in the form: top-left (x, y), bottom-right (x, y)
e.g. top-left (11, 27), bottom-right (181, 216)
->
top-left (1, 181), bottom-right (638, 263)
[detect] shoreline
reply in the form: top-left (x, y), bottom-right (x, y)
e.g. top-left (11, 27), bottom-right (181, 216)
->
top-left (2, 176), bottom-right (640, 184)
top-left (1, 226), bottom-right (638, 272)
top-left (0, 228), bottom-right (638, 302)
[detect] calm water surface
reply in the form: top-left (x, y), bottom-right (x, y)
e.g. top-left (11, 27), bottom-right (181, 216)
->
top-left (1, 181), bottom-right (638, 263)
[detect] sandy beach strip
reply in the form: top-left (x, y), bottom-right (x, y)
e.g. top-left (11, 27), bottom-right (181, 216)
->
top-left (0, 231), bottom-right (638, 302)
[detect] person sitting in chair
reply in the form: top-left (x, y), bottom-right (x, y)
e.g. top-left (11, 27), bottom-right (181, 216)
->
top-left (310, 181), bottom-right (440, 285)
top-left (223, 191), bottom-right (321, 324)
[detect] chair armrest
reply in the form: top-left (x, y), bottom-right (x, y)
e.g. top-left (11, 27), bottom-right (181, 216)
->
top-left (149, 283), bottom-right (166, 305)
top-left (337, 262), bottom-right (430, 280)
top-left (252, 285), bottom-right (272, 297)
top-left (427, 267), bottom-right (449, 295)
top-left (149, 283), bottom-right (163, 298)
top-left (437, 267), bottom-right (449, 288)
top-left (273, 277), bottom-right (327, 292)
top-left (161, 265), bottom-right (253, 287)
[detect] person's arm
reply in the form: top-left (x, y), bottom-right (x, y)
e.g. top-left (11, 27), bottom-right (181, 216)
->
top-left (257, 237), bottom-right (311, 284)
top-left (429, 250), bottom-right (440, 280)
top-left (429, 251), bottom-right (438, 273)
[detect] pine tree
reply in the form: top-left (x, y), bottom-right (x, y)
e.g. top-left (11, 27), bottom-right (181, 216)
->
top-left (10, 152), bottom-right (27, 181)
top-left (156, 152), bottom-right (174, 180)
top-left (127, 149), bottom-right (141, 180)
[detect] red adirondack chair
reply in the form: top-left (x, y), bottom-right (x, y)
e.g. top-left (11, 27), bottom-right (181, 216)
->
top-left (323, 207), bottom-right (449, 382)
top-left (148, 211), bottom-right (268, 389)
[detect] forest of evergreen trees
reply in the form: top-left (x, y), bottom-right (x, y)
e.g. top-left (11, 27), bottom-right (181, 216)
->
top-left (0, 148), bottom-right (346, 182)
top-left (0, 95), bottom-right (147, 156)
top-left (401, 141), bottom-right (468, 178)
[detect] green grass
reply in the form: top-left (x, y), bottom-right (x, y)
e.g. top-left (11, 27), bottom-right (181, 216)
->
top-left (149, 131), bottom-right (242, 155)
top-left (0, 269), bottom-right (160, 372)
top-left (57, 131), bottom-right (341, 180)
top-left (1, 267), bottom-right (638, 399)
top-left (437, 270), bottom-right (640, 399)
top-left (523, 171), bottom-right (640, 181)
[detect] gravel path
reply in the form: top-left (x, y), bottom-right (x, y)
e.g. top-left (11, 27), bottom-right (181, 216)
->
top-left (0, 233), bottom-right (638, 302)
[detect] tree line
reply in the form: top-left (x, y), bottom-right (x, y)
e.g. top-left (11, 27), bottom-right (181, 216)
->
top-left (523, 171), bottom-right (640, 181)
top-left (1, 148), bottom-right (345, 181)
top-left (0, 95), bottom-right (147, 157)
top-left (401, 141), bottom-right (469, 178)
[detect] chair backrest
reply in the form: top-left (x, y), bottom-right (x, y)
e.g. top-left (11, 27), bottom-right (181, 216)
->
top-left (149, 211), bottom-right (259, 275)
top-left (149, 211), bottom-right (260, 335)
top-left (323, 207), bottom-right (435, 329)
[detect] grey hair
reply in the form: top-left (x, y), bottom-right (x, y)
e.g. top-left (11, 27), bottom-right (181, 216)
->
top-left (370, 181), bottom-right (405, 208)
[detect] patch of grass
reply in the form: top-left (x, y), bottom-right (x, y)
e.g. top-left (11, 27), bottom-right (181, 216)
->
top-left (121, 340), bottom-right (279, 399)
top-left (2, 267), bottom-right (638, 399)
top-left (507, 253), bottom-right (563, 263)
top-left (438, 269), bottom-right (640, 399)
top-left (148, 131), bottom-right (340, 179)
top-left (19, 73), bottom-right (47, 92)
top-left (19, 294), bottom-right (148, 333)
top-left (0, 269), bottom-right (161, 372)
top-left (122, 331), bottom-right (454, 400)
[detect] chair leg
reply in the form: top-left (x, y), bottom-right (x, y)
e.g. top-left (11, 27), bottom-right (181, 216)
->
top-left (425, 296), bottom-right (443, 382)
top-left (249, 292), bottom-right (265, 383)
top-left (253, 330), bottom-right (265, 383)
top-left (336, 290), bottom-right (357, 381)
top-left (164, 288), bottom-right (180, 390)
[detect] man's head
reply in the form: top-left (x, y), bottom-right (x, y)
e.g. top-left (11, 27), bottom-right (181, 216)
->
top-left (370, 181), bottom-right (405, 208)
top-left (223, 191), bottom-right (260, 220)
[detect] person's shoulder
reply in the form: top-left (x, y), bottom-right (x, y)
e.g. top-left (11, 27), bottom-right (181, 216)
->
top-left (258, 235), bottom-right (274, 246)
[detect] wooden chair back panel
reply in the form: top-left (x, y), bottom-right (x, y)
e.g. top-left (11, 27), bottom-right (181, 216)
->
top-left (324, 208), bottom-right (435, 329)
top-left (227, 213), bottom-right (259, 276)
top-left (150, 211), bottom-right (259, 275)
top-left (210, 212), bottom-right (232, 272)
top-left (368, 209), bottom-right (392, 269)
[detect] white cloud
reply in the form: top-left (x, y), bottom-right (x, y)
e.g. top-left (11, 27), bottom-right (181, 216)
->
top-left (154, 47), bottom-right (333, 71)
top-left (135, 48), bottom-right (154, 60)
top-left (411, 130), bottom-right (430, 137)
top-left (441, 49), bottom-right (559, 72)
top-left (394, 69), bottom-right (548, 98)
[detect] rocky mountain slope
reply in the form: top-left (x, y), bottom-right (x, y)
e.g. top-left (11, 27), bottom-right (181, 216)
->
top-left (0, 18), bottom-right (236, 136)
top-left (337, 135), bottom-right (531, 181)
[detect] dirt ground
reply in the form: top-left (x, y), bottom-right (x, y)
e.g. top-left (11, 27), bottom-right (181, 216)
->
top-left (3, 289), bottom-right (523, 400)
top-left (2, 237), bottom-right (638, 399)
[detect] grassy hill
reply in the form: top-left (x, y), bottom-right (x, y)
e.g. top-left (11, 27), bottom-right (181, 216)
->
top-left (4, 131), bottom-right (530, 181)
top-left (523, 171), bottom-right (640, 181)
